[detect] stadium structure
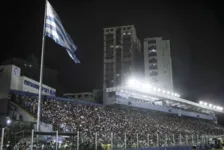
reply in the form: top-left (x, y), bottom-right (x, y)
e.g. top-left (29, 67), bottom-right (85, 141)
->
top-left (104, 77), bottom-right (223, 122)
top-left (0, 65), bottom-right (224, 149)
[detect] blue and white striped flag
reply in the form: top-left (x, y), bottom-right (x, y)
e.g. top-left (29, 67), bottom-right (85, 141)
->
top-left (45, 0), bottom-right (80, 63)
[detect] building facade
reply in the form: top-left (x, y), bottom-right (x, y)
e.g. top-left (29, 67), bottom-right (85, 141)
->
top-left (103, 25), bottom-right (141, 104)
top-left (2, 58), bottom-right (58, 94)
top-left (144, 37), bottom-right (173, 91)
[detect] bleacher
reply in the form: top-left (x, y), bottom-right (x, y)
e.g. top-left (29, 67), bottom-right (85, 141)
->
top-left (4, 90), bottom-right (224, 149)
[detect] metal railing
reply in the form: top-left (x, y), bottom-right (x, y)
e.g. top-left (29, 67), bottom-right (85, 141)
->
top-left (1, 128), bottom-right (223, 150)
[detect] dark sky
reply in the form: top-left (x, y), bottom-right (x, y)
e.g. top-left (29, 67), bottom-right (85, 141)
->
top-left (4, 1), bottom-right (224, 123)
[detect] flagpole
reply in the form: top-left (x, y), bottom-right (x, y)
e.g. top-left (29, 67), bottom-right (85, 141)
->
top-left (37, 0), bottom-right (47, 131)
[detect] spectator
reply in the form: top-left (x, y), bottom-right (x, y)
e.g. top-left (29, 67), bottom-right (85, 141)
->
top-left (9, 91), bottom-right (224, 149)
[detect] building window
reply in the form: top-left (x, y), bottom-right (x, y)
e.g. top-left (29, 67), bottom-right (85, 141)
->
top-left (108, 92), bottom-right (115, 97)
top-left (150, 77), bottom-right (158, 83)
top-left (148, 53), bottom-right (157, 57)
top-left (148, 58), bottom-right (157, 63)
top-left (148, 45), bottom-right (156, 51)
top-left (149, 71), bottom-right (158, 77)
top-left (148, 40), bottom-right (156, 44)
top-left (149, 64), bottom-right (157, 70)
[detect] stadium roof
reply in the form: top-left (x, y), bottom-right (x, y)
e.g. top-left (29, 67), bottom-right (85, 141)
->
top-left (106, 86), bottom-right (224, 114)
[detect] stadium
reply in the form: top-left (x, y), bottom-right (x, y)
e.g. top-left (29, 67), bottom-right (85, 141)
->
top-left (2, 1), bottom-right (224, 150)
top-left (0, 64), bottom-right (223, 150)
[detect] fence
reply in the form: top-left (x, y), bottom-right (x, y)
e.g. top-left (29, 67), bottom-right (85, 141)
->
top-left (0, 128), bottom-right (223, 150)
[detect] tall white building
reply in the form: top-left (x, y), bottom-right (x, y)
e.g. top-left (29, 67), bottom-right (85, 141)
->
top-left (144, 37), bottom-right (173, 91)
top-left (103, 25), bottom-right (141, 104)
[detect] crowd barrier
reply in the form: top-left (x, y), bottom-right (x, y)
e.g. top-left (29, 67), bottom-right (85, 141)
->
top-left (126, 147), bottom-right (192, 150)
top-left (1, 128), bottom-right (223, 150)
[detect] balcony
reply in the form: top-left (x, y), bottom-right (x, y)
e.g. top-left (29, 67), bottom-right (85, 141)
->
top-left (148, 58), bottom-right (157, 64)
top-left (148, 40), bottom-right (156, 44)
top-left (149, 65), bottom-right (158, 70)
top-left (148, 45), bottom-right (156, 50)
top-left (148, 53), bottom-right (157, 57)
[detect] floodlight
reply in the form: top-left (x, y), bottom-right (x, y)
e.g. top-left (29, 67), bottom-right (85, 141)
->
top-left (142, 83), bottom-right (151, 90)
top-left (127, 78), bottom-right (138, 86)
top-left (6, 118), bottom-right (11, 125)
top-left (218, 107), bottom-right (223, 111)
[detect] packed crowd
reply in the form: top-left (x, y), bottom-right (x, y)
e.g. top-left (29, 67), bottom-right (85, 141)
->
top-left (8, 91), bottom-right (224, 148)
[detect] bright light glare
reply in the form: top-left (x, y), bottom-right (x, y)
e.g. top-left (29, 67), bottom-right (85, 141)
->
top-left (199, 101), bottom-right (223, 111)
top-left (127, 78), bottom-right (138, 86)
top-left (126, 77), bottom-right (180, 97)
top-left (142, 84), bottom-right (151, 90)
top-left (59, 140), bottom-right (63, 144)
top-left (217, 106), bottom-right (223, 111)
top-left (6, 119), bottom-right (11, 125)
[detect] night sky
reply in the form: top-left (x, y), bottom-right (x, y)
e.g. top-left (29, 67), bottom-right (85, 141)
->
top-left (4, 1), bottom-right (224, 124)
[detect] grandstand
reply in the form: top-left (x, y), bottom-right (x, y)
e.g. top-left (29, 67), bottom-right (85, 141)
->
top-left (0, 64), bottom-right (224, 150)
top-left (103, 78), bottom-right (223, 121)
